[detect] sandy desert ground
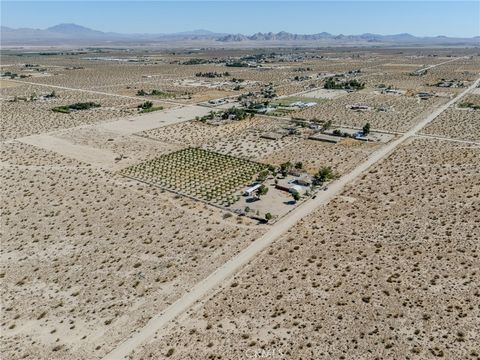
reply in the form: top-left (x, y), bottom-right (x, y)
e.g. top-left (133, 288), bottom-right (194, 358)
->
top-left (259, 138), bottom-right (383, 175)
top-left (1, 46), bottom-right (479, 360)
top-left (1, 142), bottom-right (267, 359)
top-left (293, 91), bottom-right (451, 133)
top-left (421, 95), bottom-right (480, 141)
top-left (133, 138), bottom-right (480, 360)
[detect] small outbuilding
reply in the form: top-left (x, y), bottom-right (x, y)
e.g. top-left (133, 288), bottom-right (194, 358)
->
top-left (308, 133), bottom-right (342, 144)
top-left (261, 132), bottom-right (285, 140)
top-left (244, 183), bottom-right (261, 196)
top-left (289, 185), bottom-right (305, 194)
top-left (296, 175), bottom-right (312, 186)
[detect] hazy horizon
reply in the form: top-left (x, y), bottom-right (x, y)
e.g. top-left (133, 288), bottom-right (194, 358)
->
top-left (2, 1), bottom-right (479, 38)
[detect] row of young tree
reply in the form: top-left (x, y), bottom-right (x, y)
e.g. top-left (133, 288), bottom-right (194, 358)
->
top-left (197, 107), bottom-right (254, 122)
top-left (137, 89), bottom-right (175, 97)
top-left (137, 101), bottom-right (164, 113)
top-left (324, 77), bottom-right (365, 90)
top-left (195, 71), bottom-right (231, 78)
top-left (52, 102), bottom-right (100, 114)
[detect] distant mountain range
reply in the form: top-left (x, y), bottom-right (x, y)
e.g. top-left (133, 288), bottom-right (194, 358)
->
top-left (0, 24), bottom-right (227, 43)
top-left (217, 31), bottom-right (479, 45)
top-left (1, 23), bottom-right (478, 46)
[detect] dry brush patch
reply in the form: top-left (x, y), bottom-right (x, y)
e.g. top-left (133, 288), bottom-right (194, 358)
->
top-left (421, 105), bottom-right (480, 142)
top-left (200, 117), bottom-right (308, 160)
top-left (0, 84), bottom-right (139, 140)
top-left (1, 143), bottom-right (266, 360)
top-left (139, 116), bottom-right (272, 147)
top-left (362, 59), bottom-right (479, 93)
top-left (54, 127), bottom-right (183, 166)
top-left (293, 90), bottom-right (450, 133)
top-left (2, 47), bottom-right (479, 360)
top-left (259, 138), bottom-right (383, 175)
top-left (133, 138), bottom-right (479, 360)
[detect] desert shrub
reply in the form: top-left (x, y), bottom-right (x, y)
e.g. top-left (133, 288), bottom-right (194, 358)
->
top-left (52, 102), bottom-right (100, 113)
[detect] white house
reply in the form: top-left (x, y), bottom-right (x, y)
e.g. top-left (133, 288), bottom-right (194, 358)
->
top-left (244, 183), bottom-right (262, 196)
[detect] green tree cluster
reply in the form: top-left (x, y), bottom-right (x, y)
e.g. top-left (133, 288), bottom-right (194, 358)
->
top-left (324, 77), bottom-right (365, 90)
top-left (313, 166), bottom-right (334, 185)
top-left (52, 102), bottom-right (100, 113)
top-left (362, 122), bottom-right (371, 135)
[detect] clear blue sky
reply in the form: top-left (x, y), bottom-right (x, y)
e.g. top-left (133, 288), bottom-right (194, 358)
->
top-left (2, 1), bottom-right (479, 37)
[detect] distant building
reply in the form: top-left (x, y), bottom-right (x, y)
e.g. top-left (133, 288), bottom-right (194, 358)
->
top-left (289, 185), bottom-right (305, 194)
top-left (208, 99), bottom-right (227, 105)
top-left (296, 175), bottom-right (312, 186)
top-left (308, 133), bottom-right (342, 144)
top-left (348, 104), bottom-right (370, 111)
top-left (291, 101), bottom-right (317, 109)
top-left (417, 92), bottom-right (435, 100)
top-left (382, 88), bottom-right (405, 95)
top-left (354, 134), bottom-right (369, 141)
top-left (288, 168), bottom-right (302, 177)
top-left (261, 132), bottom-right (284, 140)
top-left (275, 180), bottom-right (309, 195)
top-left (244, 183), bottom-right (261, 196)
top-left (275, 183), bottom-right (291, 192)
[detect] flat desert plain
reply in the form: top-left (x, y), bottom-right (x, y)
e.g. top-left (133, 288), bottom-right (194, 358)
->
top-left (135, 138), bottom-right (480, 360)
top-left (1, 47), bottom-right (479, 360)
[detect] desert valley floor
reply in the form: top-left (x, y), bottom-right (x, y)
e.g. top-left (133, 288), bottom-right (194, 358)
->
top-left (1, 47), bottom-right (479, 359)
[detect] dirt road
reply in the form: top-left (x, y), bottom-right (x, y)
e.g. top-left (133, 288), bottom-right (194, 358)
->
top-left (102, 73), bottom-right (479, 360)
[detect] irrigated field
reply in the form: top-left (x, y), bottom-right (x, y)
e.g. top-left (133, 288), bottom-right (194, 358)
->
top-left (120, 148), bottom-right (267, 206)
